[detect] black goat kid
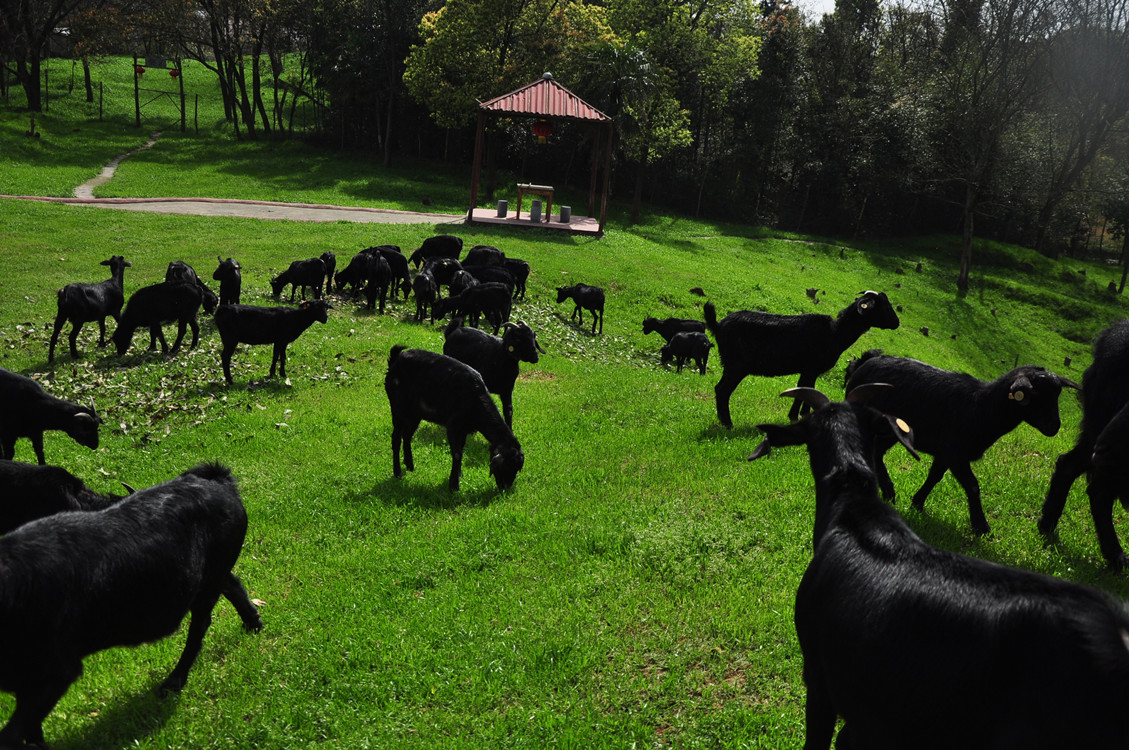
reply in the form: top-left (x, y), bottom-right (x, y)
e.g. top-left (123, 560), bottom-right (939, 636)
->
top-left (49, 255), bottom-right (132, 363)
top-left (556, 284), bottom-right (604, 334)
top-left (751, 388), bottom-right (1129, 750)
top-left (0, 367), bottom-right (101, 465)
top-left (215, 300), bottom-right (332, 384)
top-left (442, 318), bottom-right (545, 427)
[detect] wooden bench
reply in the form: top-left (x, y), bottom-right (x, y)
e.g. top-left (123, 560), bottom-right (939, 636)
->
top-left (516, 183), bottom-right (553, 223)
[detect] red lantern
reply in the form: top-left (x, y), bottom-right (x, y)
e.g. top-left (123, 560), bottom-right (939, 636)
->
top-left (170, 68), bottom-right (180, 78)
top-left (135, 65), bottom-right (145, 76)
top-left (531, 119), bottom-right (554, 144)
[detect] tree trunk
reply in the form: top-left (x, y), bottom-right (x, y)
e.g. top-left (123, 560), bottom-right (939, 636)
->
top-left (18, 56), bottom-right (43, 112)
top-left (83, 58), bottom-right (93, 102)
top-left (631, 148), bottom-right (649, 225)
top-left (958, 183), bottom-right (976, 292)
top-left (1120, 232), bottom-right (1129, 294)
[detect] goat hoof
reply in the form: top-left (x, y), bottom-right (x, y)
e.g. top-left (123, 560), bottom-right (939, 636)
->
top-left (972, 521), bottom-right (991, 536)
top-left (1036, 515), bottom-right (1057, 536)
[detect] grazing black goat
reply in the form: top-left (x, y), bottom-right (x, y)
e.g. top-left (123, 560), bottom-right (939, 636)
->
top-left (49, 255), bottom-right (132, 362)
top-left (503, 258), bottom-right (531, 300)
top-left (412, 269), bottom-right (438, 323)
top-left (213, 256), bottom-right (242, 306)
top-left (443, 318), bottom-right (545, 427)
top-left (165, 260), bottom-right (219, 314)
top-left (556, 284), bottom-right (605, 334)
top-left (660, 331), bottom-right (713, 374)
top-left (845, 349), bottom-right (1078, 534)
top-left (0, 463), bottom-right (262, 750)
top-left (362, 245), bottom-right (412, 299)
top-left (111, 281), bottom-right (205, 355)
top-left (464, 264), bottom-right (516, 295)
top-left (0, 367), bottom-right (101, 465)
top-left (0, 460), bottom-right (126, 534)
top-left (385, 346), bottom-right (524, 491)
top-left (643, 316), bottom-right (706, 343)
top-left (705, 290), bottom-right (900, 427)
top-left (463, 244), bottom-right (506, 266)
top-left (270, 257), bottom-right (326, 301)
top-left (214, 299), bottom-right (332, 384)
top-left (335, 251), bottom-right (377, 297)
top-left (751, 387), bottom-right (1129, 750)
top-left (422, 256), bottom-right (464, 288)
top-left (409, 234), bottom-right (463, 268)
top-left (1040, 320), bottom-right (1129, 567)
top-left (449, 269), bottom-right (479, 296)
top-left (432, 282), bottom-right (513, 333)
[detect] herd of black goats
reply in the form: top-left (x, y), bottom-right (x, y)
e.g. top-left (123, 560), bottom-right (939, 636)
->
top-left (4, 231), bottom-right (1129, 747)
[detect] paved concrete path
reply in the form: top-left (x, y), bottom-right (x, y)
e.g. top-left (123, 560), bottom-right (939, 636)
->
top-left (3, 131), bottom-right (466, 226)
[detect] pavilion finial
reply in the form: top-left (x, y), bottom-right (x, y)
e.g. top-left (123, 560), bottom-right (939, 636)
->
top-left (542, 72), bottom-right (553, 80)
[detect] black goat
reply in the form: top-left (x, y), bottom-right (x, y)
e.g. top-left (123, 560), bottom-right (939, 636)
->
top-left (270, 257), bottom-right (326, 301)
top-left (463, 244), bottom-right (506, 266)
top-left (386, 346), bottom-right (524, 491)
top-left (422, 256), bottom-right (464, 287)
top-left (362, 254), bottom-right (392, 313)
top-left (214, 299), bottom-right (332, 384)
top-left (0, 367), bottom-right (101, 465)
top-left (432, 282), bottom-right (513, 333)
top-left (412, 269), bottom-right (438, 323)
top-left (704, 290), bottom-right (900, 427)
top-left (362, 245), bottom-right (412, 299)
top-left (335, 251), bottom-right (376, 297)
top-left (0, 460), bottom-right (125, 534)
top-left (503, 258), bottom-right (531, 300)
top-left (643, 316), bottom-right (706, 343)
top-left (0, 463), bottom-right (262, 749)
top-left (1040, 320), bottom-right (1129, 567)
top-left (212, 256), bottom-right (242, 306)
top-left (320, 251), bottom-right (337, 292)
top-left (165, 260), bottom-right (219, 314)
top-left (442, 318), bottom-right (545, 427)
top-left (556, 284), bottom-right (605, 334)
top-left (49, 255), bottom-right (132, 362)
top-left (409, 234), bottom-right (463, 268)
top-left (751, 388), bottom-right (1129, 750)
top-left (464, 264), bottom-right (516, 295)
top-left (660, 331), bottom-right (713, 374)
top-left (845, 349), bottom-right (1078, 534)
top-left (111, 281), bottom-right (205, 355)
top-left (449, 269), bottom-right (479, 296)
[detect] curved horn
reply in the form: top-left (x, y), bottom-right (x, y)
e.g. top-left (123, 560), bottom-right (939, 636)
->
top-left (780, 387), bottom-right (830, 410)
top-left (120, 482), bottom-right (137, 495)
top-left (846, 382), bottom-right (893, 405)
top-left (1058, 376), bottom-right (1081, 391)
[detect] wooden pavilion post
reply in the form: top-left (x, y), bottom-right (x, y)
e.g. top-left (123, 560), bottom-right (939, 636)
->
top-left (468, 111), bottom-right (487, 222)
top-left (598, 121), bottom-right (613, 234)
top-left (588, 124), bottom-right (601, 218)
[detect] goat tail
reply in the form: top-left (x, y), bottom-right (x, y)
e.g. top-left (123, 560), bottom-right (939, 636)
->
top-left (389, 344), bottom-right (409, 369)
top-left (704, 302), bottom-right (719, 336)
top-left (184, 462), bottom-right (235, 483)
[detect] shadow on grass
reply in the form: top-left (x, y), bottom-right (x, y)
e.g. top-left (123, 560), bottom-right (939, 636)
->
top-left (54, 680), bottom-right (177, 750)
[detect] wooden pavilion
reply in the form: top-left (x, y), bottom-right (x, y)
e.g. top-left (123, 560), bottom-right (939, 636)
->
top-left (467, 73), bottom-right (613, 236)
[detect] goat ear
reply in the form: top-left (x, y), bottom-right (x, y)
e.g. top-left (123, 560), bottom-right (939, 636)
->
top-left (882, 414), bottom-right (920, 460)
top-left (748, 422), bottom-right (808, 460)
top-left (780, 387), bottom-right (830, 410)
top-left (1009, 375), bottom-right (1033, 405)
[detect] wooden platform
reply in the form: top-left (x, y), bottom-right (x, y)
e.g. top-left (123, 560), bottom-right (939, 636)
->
top-left (467, 207), bottom-right (602, 236)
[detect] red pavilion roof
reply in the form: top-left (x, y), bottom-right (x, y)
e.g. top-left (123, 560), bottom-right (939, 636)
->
top-left (479, 73), bottom-right (609, 123)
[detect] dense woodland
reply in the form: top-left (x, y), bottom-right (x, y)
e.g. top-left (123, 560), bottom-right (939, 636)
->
top-left (5, 0), bottom-right (1129, 282)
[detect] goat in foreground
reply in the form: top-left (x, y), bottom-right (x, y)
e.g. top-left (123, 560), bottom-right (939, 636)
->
top-left (385, 346), bottom-right (524, 491)
top-left (214, 300), bottom-right (332, 384)
top-left (0, 367), bottom-right (101, 465)
top-left (0, 459), bottom-right (127, 534)
top-left (705, 290), bottom-right (900, 426)
top-left (1040, 320), bottom-right (1129, 567)
top-left (0, 463), bottom-right (262, 749)
top-left (48, 255), bottom-right (131, 362)
top-left (845, 349), bottom-right (1077, 534)
top-left (752, 387), bottom-right (1129, 749)
top-left (442, 318), bottom-right (545, 427)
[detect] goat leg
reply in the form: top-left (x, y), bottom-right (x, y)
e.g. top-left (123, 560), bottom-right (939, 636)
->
top-left (950, 462), bottom-right (989, 535)
top-left (1039, 446), bottom-right (1089, 535)
top-left (159, 592), bottom-right (220, 694)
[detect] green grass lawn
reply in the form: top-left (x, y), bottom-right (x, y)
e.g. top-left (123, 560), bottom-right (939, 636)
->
top-left (5, 62), bottom-right (1129, 748)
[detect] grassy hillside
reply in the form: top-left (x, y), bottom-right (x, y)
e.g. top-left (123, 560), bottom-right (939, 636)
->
top-left (5, 61), bottom-right (1129, 747)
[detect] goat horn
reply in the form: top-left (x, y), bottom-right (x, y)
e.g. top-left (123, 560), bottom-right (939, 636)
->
top-left (120, 482), bottom-right (136, 495)
top-left (74, 412), bottom-right (96, 422)
top-left (1058, 376), bottom-right (1081, 390)
top-left (846, 382), bottom-right (894, 405)
top-left (780, 387), bottom-right (830, 410)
